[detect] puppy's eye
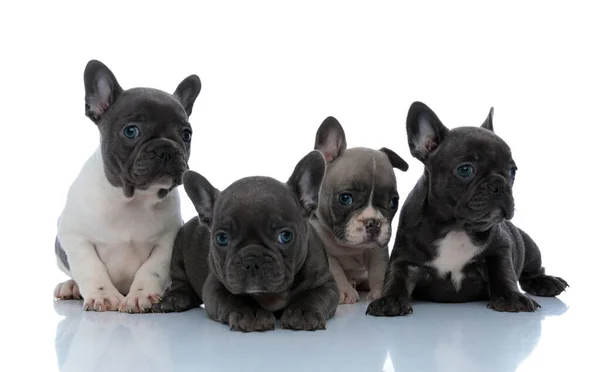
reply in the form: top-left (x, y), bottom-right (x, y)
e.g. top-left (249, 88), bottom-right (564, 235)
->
top-left (182, 129), bottom-right (192, 142)
top-left (277, 230), bottom-right (294, 244)
top-left (338, 193), bottom-right (353, 206)
top-left (123, 125), bottom-right (140, 139)
top-left (390, 196), bottom-right (399, 210)
top-left (509, 166), bottom-right (517, 180)
top-left (215, 232), bottom-right (230, 246)
top-left (456, 164), bottom-right (474, 178)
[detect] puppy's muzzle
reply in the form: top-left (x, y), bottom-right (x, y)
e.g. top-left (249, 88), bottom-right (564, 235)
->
top-left (481, 175), bottom-right (515, 220)
top-left (131, 139), bottom-right (187, 185)
top-left (152, 145), bottom-right (177, 163)
top-left (242, 254), bottom-right (272, 276)
top-left (486, 176), bottom-right (507, 195)
top-left (227, 245), bottom-right (285, 294)
top-left (364, 218), bottom-right (381, 240)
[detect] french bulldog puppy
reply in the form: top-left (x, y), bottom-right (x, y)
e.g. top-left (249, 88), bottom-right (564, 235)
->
top-left (179, 150), bottom-right (339, 332)
top-left (311, 117), bottom-right (409, 304)
top-left (53, 60), bottom-right (202, 313)
top-left (149, 214), bottom-right (210, 313)
top-left (367, 102), bottom-right (568, 316)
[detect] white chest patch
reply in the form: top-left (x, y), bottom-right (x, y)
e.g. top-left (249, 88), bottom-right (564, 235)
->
top-left (427, 230), bottom-right (482, 291)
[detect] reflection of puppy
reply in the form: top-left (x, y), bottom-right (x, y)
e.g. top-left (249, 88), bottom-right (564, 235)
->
top-left (54, 60), bottom-right (202, 313)
top-left (54, 301), bottom-right (173, 372)
top-left (367, 102), bottom-right (568, 317)
top-left (374, 298), bottom-right (568, 371)
top-left (311, 117), bottom-right (409, 304)
top-left (180, 150), bottom-right (339, 331)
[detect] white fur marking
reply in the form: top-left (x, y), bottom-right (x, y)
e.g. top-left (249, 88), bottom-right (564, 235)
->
top-left (343, 155), bottom-right (389, 246)
top-left (428, 230), bottom-right (482, 291)
top-left (56, 147), bottom-right (182, 311)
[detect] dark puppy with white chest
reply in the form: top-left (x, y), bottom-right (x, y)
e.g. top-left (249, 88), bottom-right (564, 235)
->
top-left (367, 102), bottom-right (568, 316)
top-left (155, 150), bottom-right (339, 332)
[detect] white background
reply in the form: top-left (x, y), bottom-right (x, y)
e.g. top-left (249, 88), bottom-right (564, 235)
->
top-left (1, 1), bottom-right (598, 371)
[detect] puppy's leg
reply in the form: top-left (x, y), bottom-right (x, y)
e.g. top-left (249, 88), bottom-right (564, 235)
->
top-left (328, 255), bottom-right (360, 304)
top-left (151, 235), bottom-right (201, 313)
top-left (486, 250), bottom-right (540, 312)
top-left (120, 232), bottom-right (176, 313)
top-left (366, 256), bottom-right (421, 317)
top-left (203, 273), bottom-right (275, 332)
top-left (281, 279), bottom-right (339, 331)
top-left (518, 229), bottom-right (569, 297)
top-left (366, 247), bottom-right (389, 301)
top-left (59, 235), bottom-right (124, 311)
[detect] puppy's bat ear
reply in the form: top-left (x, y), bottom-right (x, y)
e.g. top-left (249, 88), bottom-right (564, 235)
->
top-left (287, 150), bottom-right (326, 216)
top-left (379, 147), bottom-right (409, 172)
top-left (406, 101), bottom-right (449, 162)
top-left (174, 75), bottom-right (202, 117)
top-left (481, 107), bottom-right (494, 132)
top-left (83, 60), bottom-right (123, 123)
top-left (183, 170), bottom-right (219, 226)
top-left (314, 116), bottom-right (347, 163)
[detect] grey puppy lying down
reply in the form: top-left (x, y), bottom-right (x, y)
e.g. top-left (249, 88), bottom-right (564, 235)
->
top-left (153, 150), bottom-right (340, 332)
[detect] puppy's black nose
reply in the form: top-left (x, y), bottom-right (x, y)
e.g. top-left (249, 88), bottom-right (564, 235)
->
top-left (153, 148), bottom-right (173, 161)
top-left (487, 181), bottom-right (506, 195)
top-left (364, 219), bottom-right (381, 239)
top-left (242, 255), bottom-right (265, 275)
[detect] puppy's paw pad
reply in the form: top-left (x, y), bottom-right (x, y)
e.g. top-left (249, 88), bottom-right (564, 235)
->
top-left (54, 280), bottom-right (81, 300)
top-left (487, 292), bottom-right (540, 312)
top-left (120, 290), bottom-right (162, 313)
top-left (367, 288), bottom-right (382, 301)
top-left (339, 287), bottom-right (360, 304)
top-left (521, 275), bottom-right (569, 297)
top-left (366, 296), bottom-right (413, 317)
top-left (83, 288), bottom-right (123, 312)
top-left (228, 308), bottom-right (275, 332)
top-left (281, 308), bottom-right (326, 331)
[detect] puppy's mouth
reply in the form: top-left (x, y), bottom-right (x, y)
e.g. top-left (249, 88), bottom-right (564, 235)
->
top-left (459, 204), bottom-right (515, 231)
top-left (331, 230), bottom-right (387, 249)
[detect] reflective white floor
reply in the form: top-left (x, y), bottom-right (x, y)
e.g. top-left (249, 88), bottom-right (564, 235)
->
top-left (7, 280), bottom-right (589, 372)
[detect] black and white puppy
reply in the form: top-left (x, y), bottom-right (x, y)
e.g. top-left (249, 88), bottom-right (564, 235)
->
top-left (157, 150), bottom-right (339, 332)
top-left (367, 102), bottom-right (568, 316)
top-left (54, 60), bottom-right (201, 313)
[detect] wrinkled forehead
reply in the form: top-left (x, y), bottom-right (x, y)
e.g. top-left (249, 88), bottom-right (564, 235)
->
top-left (325, 148), bottom-right (396, 190)
top-left (109, 88), bottom-right (188, 122)
top-left (214, 178), bottom-right (303, 227)
top-left (439, 128), bottom-right (514, 165)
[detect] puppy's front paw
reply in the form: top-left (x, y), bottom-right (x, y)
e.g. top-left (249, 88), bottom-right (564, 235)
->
top-left (339, 286), bottom-right (360, 304)
top-left (487, 291), bottom-right (540, 312)
top-left (281, 307), bottom-right (326, 331)
top-left (151, 289), bottom-right (200, 313)
top-left (54, 279), bottom-right (81, 300)
top-left (228, 308), bottom-right (275, 332)
top-left (520, 275), bottom-right (569, 297)
top-left (120, 289), bottom-right (162, 313)
top-left (83, 287), bottom-right (124, 312)
top-left (367, 287), bottom-right (382, 301)
top-left (366, 295), bottom-right (413, 317)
